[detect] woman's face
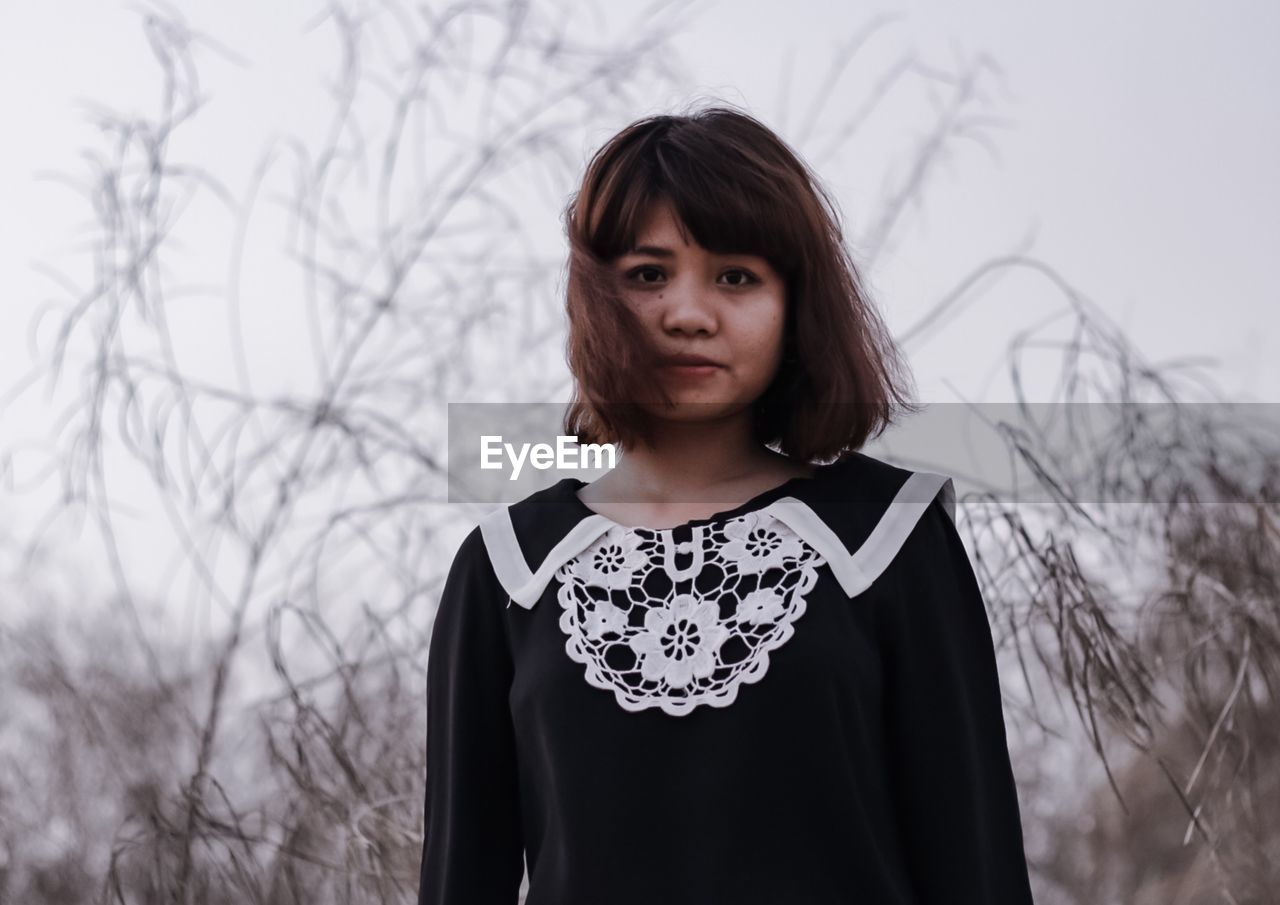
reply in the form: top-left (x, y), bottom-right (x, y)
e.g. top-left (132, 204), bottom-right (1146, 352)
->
top-left (614, 199), bottom-right (787, 422)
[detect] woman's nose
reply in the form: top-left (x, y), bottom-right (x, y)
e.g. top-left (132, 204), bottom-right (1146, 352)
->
top-left (659, 279), bottom-right (717, 333)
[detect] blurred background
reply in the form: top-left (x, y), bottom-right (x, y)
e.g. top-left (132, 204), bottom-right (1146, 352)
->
top-left (1, 1), bottom-right (1277, 902)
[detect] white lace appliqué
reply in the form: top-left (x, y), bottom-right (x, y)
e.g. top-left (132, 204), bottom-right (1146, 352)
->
top-left (554, 510), bottom-right (825, 717)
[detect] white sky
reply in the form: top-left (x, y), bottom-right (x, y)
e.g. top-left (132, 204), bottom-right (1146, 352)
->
top-left (1, 0), bottom-right (1276, 572)
top-left (3, 0), bottom-right (1275, 400)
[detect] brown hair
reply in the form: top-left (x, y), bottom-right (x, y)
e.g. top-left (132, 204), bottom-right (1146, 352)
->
top-left (561, 102), bottom-right (919, 464)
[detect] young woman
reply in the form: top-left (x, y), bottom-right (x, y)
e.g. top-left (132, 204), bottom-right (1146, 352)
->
top-left (418, 105), bottom-right (1036, 904)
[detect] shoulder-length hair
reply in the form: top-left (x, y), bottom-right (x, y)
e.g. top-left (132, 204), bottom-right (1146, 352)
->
top-left (560, 103), bottom-right (919, 463)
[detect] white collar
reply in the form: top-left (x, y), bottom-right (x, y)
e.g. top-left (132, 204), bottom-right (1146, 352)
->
top-left (480, 469), bottom-right (955, 610)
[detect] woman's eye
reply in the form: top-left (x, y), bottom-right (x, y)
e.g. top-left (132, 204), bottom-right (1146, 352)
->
top-left (721, 269), bottom-right (758, 287)
top-left (628, 266), bottom-right (664, 284)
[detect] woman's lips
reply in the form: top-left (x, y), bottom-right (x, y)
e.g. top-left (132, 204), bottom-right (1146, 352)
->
top-left (661, 363), bottom-right (722, 379)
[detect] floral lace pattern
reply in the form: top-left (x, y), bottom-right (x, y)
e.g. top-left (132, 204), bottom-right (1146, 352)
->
top-left (553, 510), bottom-right (825, 717)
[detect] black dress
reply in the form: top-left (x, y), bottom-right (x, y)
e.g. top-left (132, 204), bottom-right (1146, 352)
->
top-left (417, 451), bottom-right (1036, 904)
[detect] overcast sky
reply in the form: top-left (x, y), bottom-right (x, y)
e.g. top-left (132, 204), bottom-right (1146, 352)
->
top-left (2, 0), bottom-right (1276, 526)
top-left (5, 0), bottom-right (1275, 385)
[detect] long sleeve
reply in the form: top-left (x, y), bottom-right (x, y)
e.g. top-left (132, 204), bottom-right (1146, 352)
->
top-left (418, 526), bottom-right (524, 905)
top-left (875, 498), bottom-right (1036, 904)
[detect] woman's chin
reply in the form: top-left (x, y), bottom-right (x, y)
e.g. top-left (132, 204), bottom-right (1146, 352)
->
top-left (641, 398), bottom-right (749, 422)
